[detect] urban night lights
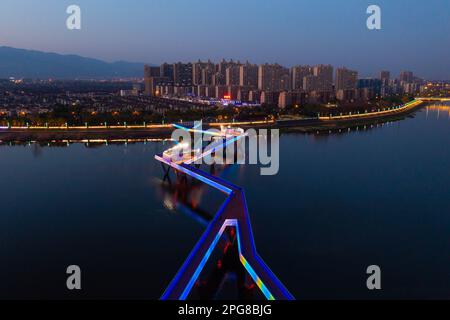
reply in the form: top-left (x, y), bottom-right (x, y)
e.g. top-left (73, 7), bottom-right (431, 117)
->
top-left (1, 1), bottom-right (450, 317)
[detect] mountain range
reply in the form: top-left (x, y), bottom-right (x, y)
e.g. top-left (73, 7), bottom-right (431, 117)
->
top-left (0, 46), bottom-right (146, 79)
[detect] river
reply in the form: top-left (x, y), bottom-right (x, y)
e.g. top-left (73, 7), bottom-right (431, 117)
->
top-left (1, 103), bottom-right (449, 299)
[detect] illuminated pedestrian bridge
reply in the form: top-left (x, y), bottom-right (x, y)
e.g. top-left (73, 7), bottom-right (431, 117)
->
top-left (155, 124), bottom-right (293, 301)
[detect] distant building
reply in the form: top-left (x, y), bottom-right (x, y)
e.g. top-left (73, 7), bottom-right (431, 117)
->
top-left (192, 60), bottom-right (214, 85)
top-left (313, 64), bottom-right (333, 92)
top-left (173, 62), bottom-right (193, 87)
top-left (217, 59), bottom-right (238, 75)
top-left (145, 77), bottom-right (170, 96)
top-left (227, 85), bottom-right (240, 100)
top-left (291, 65), bottom-right (313, 90)
top-left (192, 61), bottom-right (204, 85)
top-left (380, 70), bottom-right (390, 83)
top-left (399, 71), bottom-right (414, 84)
top-left (309, 90), bottom-right (333, 104)
top-left (201, 66), bottom-right (215, 85)
top-left (388, 78), bottom-right (402, 95)
top-left (379, 71), bottom-right (391, 97)
top-left (212, 72), bottom-right (225, 86)
top-left (197, 85), bottom-right (208, 97)
top-left (237, 87), bottom-right (252, 102)
top-left (205, 85), bottom-right (216, 98)
top-left (260, 91), bottom-right (280, 105)
top-left (144, 65), bottom-right (161, 77)
top-left (335, 67), bottom-right (358, 91)
top-left (403, 82), bottom-right (420, 95)
top-left (226, 65), bottom-right (241, 86)
top-left (278, 91), bottom-right (294, 108)
top-left (258, 64), bottom-right (290, 91)
top-left (144, 65), bottom-right (162, 95)
top-left (160, 63), bottom-right (174, 80)
top-left (357, 78), bottom-right (382, 98)
top-left (215, 85), bottom-right (228, 99)
top-left (239, 62), bottom-right (259, 87)
top-left (208, 59), bottom-right (238, 87)
top-left (174, 86), bottom-right (192, 97)
top-left (336, 89), bottom-right (356, 102)
top-left (303, 75), bottom-right (317, 92)
top-left (248, 90), bottom-right (261, 103)
top-left (157, 85), bottom-right (174, 96)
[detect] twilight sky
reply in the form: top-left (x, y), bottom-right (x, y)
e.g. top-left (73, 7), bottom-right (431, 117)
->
top-left (0, 0), bottom-right (449, 79)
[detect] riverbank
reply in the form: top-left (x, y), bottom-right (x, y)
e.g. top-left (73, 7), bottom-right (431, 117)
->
top-left (0, 121), bottom-right (274, 142)
top-left (278, 99), bottom-right (426, 133)
top-left (0, 100), bottom-right (426, 142)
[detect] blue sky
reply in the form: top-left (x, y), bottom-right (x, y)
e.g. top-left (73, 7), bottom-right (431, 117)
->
top-left (0, 0), bottom-right (449, 79)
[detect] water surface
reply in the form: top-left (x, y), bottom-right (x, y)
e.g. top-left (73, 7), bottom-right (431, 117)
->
top-left (1, 104), bottom-right (449, 299)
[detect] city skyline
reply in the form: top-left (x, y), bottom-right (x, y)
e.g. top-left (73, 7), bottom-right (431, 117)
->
top-left (0, 0), bottom-right (449, 79)
top-left (141, 58), bottom-right (423, 107)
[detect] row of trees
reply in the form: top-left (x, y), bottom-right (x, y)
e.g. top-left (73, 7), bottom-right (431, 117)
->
top-left (0, 95), bottom-right (416, 127)
top-left (0, 105), bottom-right (244, 127)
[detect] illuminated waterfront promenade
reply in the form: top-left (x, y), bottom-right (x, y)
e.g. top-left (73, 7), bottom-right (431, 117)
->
top-left (1, 99), bottom-right (446, 143)
top-left (318, 99), bottom-right (424, 121)
top-left (416, 97), bottom-right (450, 102)
top-left (0, 120), bottom-right (273, 131)
top-left (1, 98), bottom-right (442, 131)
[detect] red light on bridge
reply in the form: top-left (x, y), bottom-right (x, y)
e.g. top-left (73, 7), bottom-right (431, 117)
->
top-left (224, 95), bottom-right (231, 100)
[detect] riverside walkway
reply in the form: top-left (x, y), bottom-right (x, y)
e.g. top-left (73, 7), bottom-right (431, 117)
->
top-left (318, 99), bottom-right (424, 121)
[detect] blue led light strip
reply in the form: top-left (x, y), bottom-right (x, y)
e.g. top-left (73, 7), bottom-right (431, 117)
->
top-left (173, 123), bottom-right (222, 136)
top-left (185, 134), bottom-right (245, 165)
top-left (179, 219), bottom-right (275, 300)
top-left (155, 155), bottom-right (233, 195)
top-left (180, 219), bottom-right (237, 300)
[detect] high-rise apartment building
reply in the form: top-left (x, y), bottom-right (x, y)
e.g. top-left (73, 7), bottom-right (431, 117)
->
top-left (379, 71), bottom-right (391, 97)
top-left (144, 65), bottom-right (161, 78)
top-left (260, 91), bottom-right (281, 105)
top-left (303, 75), bottom-right (317, 92)
top-left (399, 71), bottom-right (414, 83)
top-left (192, 61), bottom-right (204, 85)
top-left (278, 91), bottom-right (293, 109)
top-left (173, 62), bottom-right (193, 86)
top-left (192, 60), bottom-right (215, 85)
top-left (160, 63), bottom-right (174, 80)
top-left (217, 59), bottom-right (238, 75)
top-left (335, 67), bottom-right (358, 91)
top-left (356, 78), bottom-right (382, 100)
top-left (226, 65), bottom-right (241, 86)
top-left (239, 62), bottom-right (259, 87)
top-left (201, 67), bottom-right (215, 86)
top-left (313, 64), bottom-right (334, 92)
top-left (248, 90), bottom-right (261, 103)
top-left (258, 64), bottom-right (290, 92)
top-left (144, 65), bottom-right (162, 95)
top-left (291, 65), bottom-right (313, 90)
top-left (215, 85), bottom-right (228, 99)
top-left (380, 71), bottom-right (390, 82)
